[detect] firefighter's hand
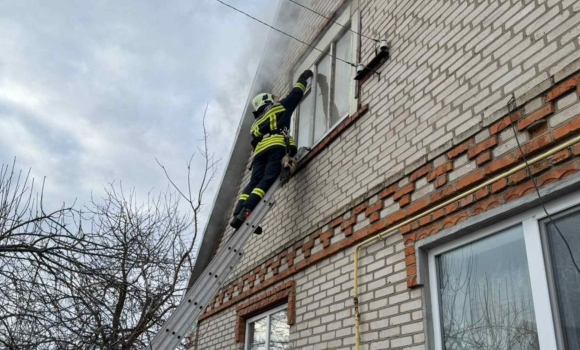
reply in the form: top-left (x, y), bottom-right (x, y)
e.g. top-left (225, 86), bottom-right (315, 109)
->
top-left (299, 69), bottom-right (313, 80)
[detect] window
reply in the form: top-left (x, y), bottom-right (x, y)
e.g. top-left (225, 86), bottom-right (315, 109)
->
top-left (436, 226), bottom-right (539, 349)
top-left (426, 192), bottom-right (580, 350)
top-left (245, 304), bottom-right (289, 350)
top-left (542, 211), bottom-right (580, 350)
top-left (293, 6), bottom-right (358, 149)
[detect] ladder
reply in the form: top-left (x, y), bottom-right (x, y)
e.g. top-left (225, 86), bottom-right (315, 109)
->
top-left (150, 149), bottom-right (305, 349)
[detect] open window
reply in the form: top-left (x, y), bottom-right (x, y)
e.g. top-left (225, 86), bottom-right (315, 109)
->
top-left (292, 5), bottom-right (358, 149)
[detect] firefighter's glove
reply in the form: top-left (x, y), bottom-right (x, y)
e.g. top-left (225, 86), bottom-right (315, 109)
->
top-left (299, 70), bottom-right (314, 81)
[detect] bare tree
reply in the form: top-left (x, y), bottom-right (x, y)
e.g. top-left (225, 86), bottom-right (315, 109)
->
top-left (0, 160), bottom-right (84, 349)
top-left (0, 110), bottom-right (218, 349)
top-left (55, 184), bottom-right (195, 349)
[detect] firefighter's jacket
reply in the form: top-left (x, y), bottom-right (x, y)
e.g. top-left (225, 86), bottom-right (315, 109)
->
top-left (250, 76), bottom-right (308, 155)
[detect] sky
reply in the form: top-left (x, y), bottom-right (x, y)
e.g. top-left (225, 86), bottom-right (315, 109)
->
top-left (0, 0), bottom-right (280, 228)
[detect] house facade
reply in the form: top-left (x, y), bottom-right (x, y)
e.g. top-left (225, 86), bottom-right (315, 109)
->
top-left (190, 0), bottom-right (580, 349)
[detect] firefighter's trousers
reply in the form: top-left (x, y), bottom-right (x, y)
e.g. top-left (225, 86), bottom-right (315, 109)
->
top-left (234, 146), bottom-right (285, 215)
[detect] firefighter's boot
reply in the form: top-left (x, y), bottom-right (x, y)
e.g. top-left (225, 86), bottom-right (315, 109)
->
top-left (229, 208), bottom-right (252, 230)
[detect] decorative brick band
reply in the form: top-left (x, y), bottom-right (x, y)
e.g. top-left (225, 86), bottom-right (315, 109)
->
top-left (200, 281), bottom-right (295, 343)
top-left (201, 70), bottom-right (580, 320)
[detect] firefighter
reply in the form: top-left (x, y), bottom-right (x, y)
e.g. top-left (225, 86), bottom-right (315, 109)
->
top-left (230, 69), bottom-right (313, 230)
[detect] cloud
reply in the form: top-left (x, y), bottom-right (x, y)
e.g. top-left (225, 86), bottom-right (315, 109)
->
top-left (0, 0), bottom-right (279, 228)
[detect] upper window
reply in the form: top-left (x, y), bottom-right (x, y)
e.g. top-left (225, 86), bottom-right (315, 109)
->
top-left (427, 197), bottom-right (580, 350)
top-left (245, 304), bottom-right (289, 350)
top-left (292, 7), bottom-right (358, 149)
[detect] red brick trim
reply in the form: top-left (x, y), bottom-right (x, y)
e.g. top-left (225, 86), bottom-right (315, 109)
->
top-left (200, 68), bottom-right (580, 320)
top-left (448, 139), bottom-right (473, 159)
top-left (491, 111), bottom-right (521, 135)
top-left (518, 103), bottom-right (555, 131)
top-left (229, 281), bottom-right (294, 343)
top-left (546, 73), bottom-right (580, 101)
top-left (297, 104), bottom-right (369, 171)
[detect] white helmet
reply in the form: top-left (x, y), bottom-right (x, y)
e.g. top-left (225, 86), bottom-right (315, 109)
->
top-left (252, 93), bottom-right (275, 111)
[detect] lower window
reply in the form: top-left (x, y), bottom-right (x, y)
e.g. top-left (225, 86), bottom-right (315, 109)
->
top-left (428, 195), bottom-right (580, 350)
top-left (543, 211), bottom-right (580, 350)
top-left (245, 304), bottom-right (289, 350)
top-left (437, 226), bottom-right (539, 349)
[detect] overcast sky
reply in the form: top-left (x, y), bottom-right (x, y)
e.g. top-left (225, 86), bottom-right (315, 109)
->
top-left (0, 0), bottom-right (279, 227)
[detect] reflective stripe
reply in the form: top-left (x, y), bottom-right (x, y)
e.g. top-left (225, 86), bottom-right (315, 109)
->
top-left (254, 135), bottom-right (297, 155)
top-left (295, 83), bottom-right (306, 93)
top-left (239, 194), bottom-right (249, 201)
top-left (251, 105), bottom-right (285, 136)
top-left (251, 106), bottom-right (286, 137)
top-left (269, 113), bottom-right (277, 131)
top-left (254, 135), bottom-right (286, 154)
top-left (251, 188), bottom-right (265, 198)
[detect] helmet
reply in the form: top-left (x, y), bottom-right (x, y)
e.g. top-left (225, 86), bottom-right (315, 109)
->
top-left (252, 93), bottom-right (275, 111)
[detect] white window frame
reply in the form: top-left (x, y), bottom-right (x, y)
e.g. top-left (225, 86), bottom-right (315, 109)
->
top-left (427, 190), bottom-right (580, 350)
top-left (539, 205), bottom-right (580, 350)
top-left (244, 303), bottom-right (288, 350)
top-left (291, 4), bottom-right (359, 149)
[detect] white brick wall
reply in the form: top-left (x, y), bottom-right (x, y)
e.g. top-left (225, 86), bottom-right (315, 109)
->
top-left (195, 0), bottom-right (580, 348)
top-left (283, 236), bottom-right (425, 350)
top-left (195, 309), bottom-right (240, 350)
top-left (228, 0), bottom-right (580, 281)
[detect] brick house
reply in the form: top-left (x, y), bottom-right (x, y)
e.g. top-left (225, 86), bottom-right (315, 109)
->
top-left (189, 0), bottom-right (580, 349)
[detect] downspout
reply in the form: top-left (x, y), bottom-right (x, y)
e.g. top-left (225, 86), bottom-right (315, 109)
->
top-left (352, 134), bottom-right (580, 350)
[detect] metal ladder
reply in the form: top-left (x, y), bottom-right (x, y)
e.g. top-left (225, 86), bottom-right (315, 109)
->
top-left (150, 148), bottom-right (303, 349)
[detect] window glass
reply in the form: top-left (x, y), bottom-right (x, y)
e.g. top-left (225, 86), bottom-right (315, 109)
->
top-left (246, 307), bottom-right (289, 350)
top-left (545, 212), bottom-right (580, 350)
top-left (437, 226), bottom-right (539, 350)
top-left (293, 24), bottom-right (354, 148)
top-left (269, 310), bottom-right (290, 350)
top-left (248, 317), bottom-right (267, 350)
top-left (332, 31), bottom-right (351, 125)
top-left (297, 91), bottom-right (313, 149)
top-left (314, 53), bottom-right (331, 142)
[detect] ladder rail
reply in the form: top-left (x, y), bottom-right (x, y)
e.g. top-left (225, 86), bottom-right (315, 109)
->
top-left (150, 148), bottom-right (308, 349)
top-left (150, 178), bottom-right (281, 349)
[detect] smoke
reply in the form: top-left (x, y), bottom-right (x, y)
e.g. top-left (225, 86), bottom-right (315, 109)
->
top-left (245, 0), bottom-right (345, 101)
top-left (252, 2), bottom-right (301, 94)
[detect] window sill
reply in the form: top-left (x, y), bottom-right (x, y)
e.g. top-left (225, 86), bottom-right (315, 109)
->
top-left (297, 104), bottom-right (369, 171)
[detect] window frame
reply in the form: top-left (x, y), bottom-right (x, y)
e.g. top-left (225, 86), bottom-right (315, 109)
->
top-left (291, 5), bottom-right (359, 149)
top-left (244, 303), bottom-right (288, 350)
top-left (425, 190), bottom-right (580, 350)
top-left (539, 206), bottom-right (580, 350)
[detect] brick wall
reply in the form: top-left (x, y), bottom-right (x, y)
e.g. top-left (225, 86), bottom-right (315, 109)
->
top-left (194, 0), bottom-right (580, 348)
top-left (194, 308), bottom-right (238, 349)
top-left (223, 0), bottom-right (580, 286)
